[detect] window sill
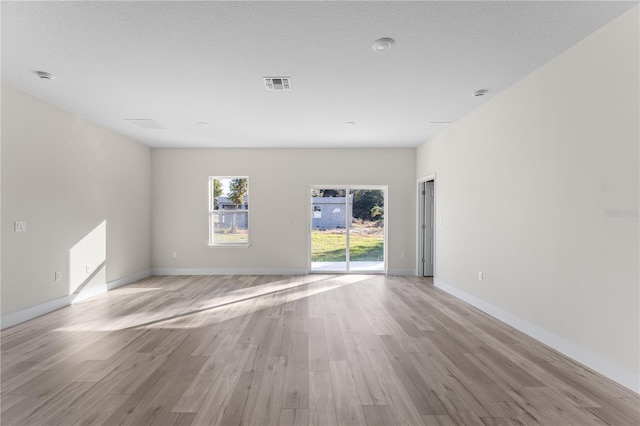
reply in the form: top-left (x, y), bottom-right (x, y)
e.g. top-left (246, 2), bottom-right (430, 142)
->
top-left (208, 243), bottom-right (251, 248)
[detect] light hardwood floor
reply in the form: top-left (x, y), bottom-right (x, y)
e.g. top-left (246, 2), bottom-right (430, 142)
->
top-left (1, 275), bottom-right (638, 425)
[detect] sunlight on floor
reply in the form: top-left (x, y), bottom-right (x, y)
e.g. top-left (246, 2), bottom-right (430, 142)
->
top-left (54, 275), bottom-right (372, 331)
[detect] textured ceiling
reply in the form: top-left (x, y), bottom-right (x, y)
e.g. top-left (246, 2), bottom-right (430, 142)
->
top-left (2, 1), bottom-right (637, 148)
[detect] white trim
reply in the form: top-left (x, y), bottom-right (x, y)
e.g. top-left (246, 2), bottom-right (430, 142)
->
top-left (1, 269), bottom-right (152, 330)
top-left (71, 284), bottom-right (108, 304)
top-left (151, 268), bottom-right (309, 276)
top-left (107, 269), bottom-right (152, 290)
top-left (1, 294), bottom-right (74, 330)
top-left (387, 269), bottom-right (415, 276)
top-left (434, 278), bottom-right (640, 394)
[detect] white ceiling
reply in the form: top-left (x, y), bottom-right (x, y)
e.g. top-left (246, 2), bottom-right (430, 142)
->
top-left (2, 1), bottom-right (637, 149)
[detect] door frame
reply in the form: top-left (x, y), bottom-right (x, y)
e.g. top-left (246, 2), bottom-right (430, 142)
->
top-left (308, 185), bottom-right (388, 274)
top-left (416, 175), bottom-right (436, 277)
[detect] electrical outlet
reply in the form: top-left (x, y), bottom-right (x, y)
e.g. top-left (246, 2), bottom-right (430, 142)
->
top-left (54, 271), bottom-right (62, 282)
top-left (85, 264), bottom-right (92, 274)
top-left (401, 251), bottom-right (406, 258)
top-left (478, 271), bottom-right (483, 281)
top-left (172, 251), bottom-right (178, 258)
top-left (14, 221), bottom-right (26, 232)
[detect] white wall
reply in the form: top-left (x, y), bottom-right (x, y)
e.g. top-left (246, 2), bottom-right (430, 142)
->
top-left (1, 83), bottom-right (152, 322)
top-left (417, 7), bottom-right (639, 391)
top-left (152, 148), bottom-right (416, 275)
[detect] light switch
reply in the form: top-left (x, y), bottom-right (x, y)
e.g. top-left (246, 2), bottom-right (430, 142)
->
top-left (14, 221), bottom-right (26, 232)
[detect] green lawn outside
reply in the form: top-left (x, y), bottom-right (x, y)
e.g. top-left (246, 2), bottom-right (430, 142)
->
top-left (311, 231), bottom-right (383, 262)
top-left (212, 233), bottom-right (248, 243)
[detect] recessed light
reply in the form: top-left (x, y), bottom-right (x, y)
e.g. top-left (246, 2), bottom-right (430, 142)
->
top-left (197, 122), bottom-right (209, 127)
top-left (35, 70), bottom-right (54, 80)
top-left (344, 121), bottom-right (356, 126)
top-left (372, 37), bottom-right (395, 52)
top-left (473, 89), bottom-right (488, 98)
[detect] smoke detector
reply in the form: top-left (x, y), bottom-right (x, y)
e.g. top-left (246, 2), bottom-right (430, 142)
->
top-left (263, 77), bottom-right (291, 91)
top-left (372, 37), bottom-right (395, 52)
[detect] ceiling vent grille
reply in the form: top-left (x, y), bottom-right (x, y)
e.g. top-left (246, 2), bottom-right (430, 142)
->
top-left (263, 77), bottom-right (291, 91)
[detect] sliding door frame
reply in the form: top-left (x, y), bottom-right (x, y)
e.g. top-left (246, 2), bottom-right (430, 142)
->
top-left (309, 185), bottom-right (388, 274)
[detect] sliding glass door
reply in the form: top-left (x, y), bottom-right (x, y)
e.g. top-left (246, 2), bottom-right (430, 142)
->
top-left (310, 186), bottom-right (386, 273)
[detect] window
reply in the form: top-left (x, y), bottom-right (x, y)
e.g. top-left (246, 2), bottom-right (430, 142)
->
top-left (209, 177), bottom-right (249, 245)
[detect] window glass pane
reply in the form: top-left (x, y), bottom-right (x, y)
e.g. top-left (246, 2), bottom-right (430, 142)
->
top-left (210, 177), bottom-right (249, 244)
top-left (350, 189), bottom-right (384, 271)
top-left (213, 211), bottom-right (248, 243)
top-left (311, 188), bottom-right (347, 271)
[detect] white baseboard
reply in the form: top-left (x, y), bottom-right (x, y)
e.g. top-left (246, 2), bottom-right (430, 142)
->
top-left (107, 269), bottom-right (152, 290)
top-left (387, 269), bottom-right (415, 276)
top-left (434, 278), bottom-right (640, 394)
top-left (1, 294), bottom-right (74, 330)
top-left (151, 267), bottom-right (309, 276)
top-left (152, 268), bottom-right (414, 276)
top-left (1, 269), bottom-right (152, 330)
top-left (71, 283), bottom-right (108, 304)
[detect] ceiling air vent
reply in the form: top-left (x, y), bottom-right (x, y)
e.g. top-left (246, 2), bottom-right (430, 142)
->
top-left (263, 77), bottom-right (291, 91)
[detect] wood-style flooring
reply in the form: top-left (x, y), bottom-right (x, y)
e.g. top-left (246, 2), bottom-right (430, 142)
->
top-left (1, 275), bottom-right (638, 425)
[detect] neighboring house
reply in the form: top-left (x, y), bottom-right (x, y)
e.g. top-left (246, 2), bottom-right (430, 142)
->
top-left (311, 196), bottom-right (353, 229)
top-left (217, 196), bottom-right (248, 211)
top-left (215, 195), bottom-right (249, 229)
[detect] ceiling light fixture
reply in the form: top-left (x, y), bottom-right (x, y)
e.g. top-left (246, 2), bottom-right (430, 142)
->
top-left (473, 89), bottom-right (488, 98)
top-left (344, 122), bottom-right (356, 126)
top-left (197, 122), bottom-right (209, 127)
top-left (35, 70), bottom-right (54, 80)
top-left (372, 37), bottom-right (395, 52)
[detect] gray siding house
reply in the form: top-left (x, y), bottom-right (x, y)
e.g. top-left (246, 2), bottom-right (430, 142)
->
top-left (311, 196), bottom-right (353, 229)
top-left (215, 195), bottom-right (248, 229)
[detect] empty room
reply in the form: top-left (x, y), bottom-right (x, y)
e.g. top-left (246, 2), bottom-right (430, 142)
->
top-left (1, 1), bottom-right (638, 425)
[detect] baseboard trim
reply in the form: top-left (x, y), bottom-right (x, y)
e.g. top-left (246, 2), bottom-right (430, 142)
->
top-left (151, 268), bottom-right (309, 276)
top-left (1, 269), bottom-right (152, 330)
top-left (434, 278), bottom-right (640, 394)
top-left (1, 294), bottom-right (74, 330)
top-left (387, 269), bottom-right (415, 276)
top-left (107, 269), bottom-right (152, 290)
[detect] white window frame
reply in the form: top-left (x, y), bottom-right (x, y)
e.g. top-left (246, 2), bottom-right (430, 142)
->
top-left (209, 176), bottom-right (250, 247)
